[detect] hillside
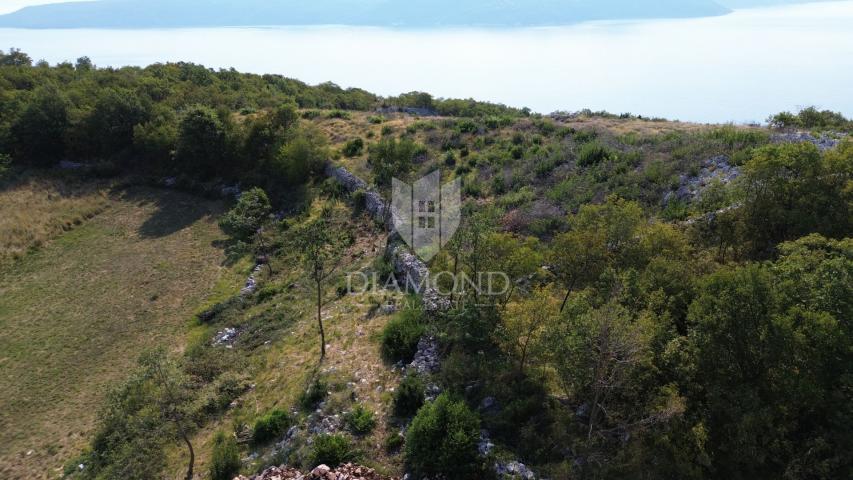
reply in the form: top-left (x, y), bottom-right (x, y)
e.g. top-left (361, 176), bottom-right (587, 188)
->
top-left (0, 53), bottom-right (850, 480)
top-left (0, 180), bottom-right (245, 478)
top-left (0, 0), bottom-right (730, 28)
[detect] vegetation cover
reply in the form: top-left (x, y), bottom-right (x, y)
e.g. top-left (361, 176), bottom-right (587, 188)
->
top-left (0, 49), bottom-right (851, 480)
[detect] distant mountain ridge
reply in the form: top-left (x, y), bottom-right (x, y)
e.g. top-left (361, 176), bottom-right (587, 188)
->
top-left (0, 0), bottom-right (733, 28)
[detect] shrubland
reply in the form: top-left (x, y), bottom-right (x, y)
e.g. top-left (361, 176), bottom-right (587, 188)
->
top-left (0, 49), bottom-right (850, 480)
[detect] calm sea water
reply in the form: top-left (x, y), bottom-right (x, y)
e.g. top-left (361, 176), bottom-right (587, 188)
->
top-left (1, 1), bottom-right (852, 123)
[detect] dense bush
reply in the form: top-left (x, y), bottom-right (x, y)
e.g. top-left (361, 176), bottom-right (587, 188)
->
top-left (393, 374), bottom-right (425, 418)
top-left (344, 404), bottom-right (377, 436)
top-left (299, 377), bottom-right (328, 411)
top-left (218, 187), bottom-right (272, 241)
top-left (368, 137), bottom-right (418, 186)
top-left (342, 137), bottom-right (364, 157)
top-left (307, 434), bottom-right (355, 468)
top-left (252, 409), bottom-right (291, 445)
top-left (769, 106), bottom-right (851, 131)
top-left (380, 307), bottom-right (425, 363)
top-left (577, 141), bottom-right (615, 167)
top-left (405, 394), bottom-right (481, 478)
top-left (210, 431), bottom-right (241, 480)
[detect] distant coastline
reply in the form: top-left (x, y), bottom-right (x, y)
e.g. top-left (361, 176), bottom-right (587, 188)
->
top-left (0, 0), bottom-right (735, 29)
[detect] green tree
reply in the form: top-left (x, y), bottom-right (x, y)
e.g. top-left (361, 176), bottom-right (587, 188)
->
top-left (175, 105), bottom-right (226, 177)
top-left (10, 87), bottom-right (69, 166)
top-left (219, 187), bottom-right (272, 241)
top-left (0, 48), bottom-right (32, 66)
top-left (687, 246), bottom-right (853, 479)
top-left (738, 141), bottom-right (852, 256)
top-left (405, 394), bottom-right (481, 478)
top-left (497, 286), bottom-right (560, 373)
top-left (368, 136), bottom-right (417, 186)
top-left (84, 88), bottom-right (149, 157)
top-left (294, 208), bottom-right (346, 359)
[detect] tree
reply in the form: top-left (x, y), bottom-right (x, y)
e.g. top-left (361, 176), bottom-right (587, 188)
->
top-left (737, 141), bottom-right (852, 256)
top-left (480, 232), bottom-right (543, 307)
top-left (10, 87), bottom-right (69, 166)
top-left (138, 350), bottom-right (196, 480)
top-left (81, 349), bottom-right (197, 480)
top-left (551, 196), bottom-right (644, 311)
top-left (368, 136), bottom-right (417, 186)
top-left (294, 208), bottom-right (346, 359)
top-left (405, 393), bottom-right (481, 478)
top-left (219, 187), bottom-right (272, 241)
top-left (83, 88), bottom-right (149, 158)
top-left (0, 48), bottom-right (32, 67)
top-left (550, 228), bottom-right (608, 311)
top-left (272, 130), bottom-right (327, 185)
top-left (175, 105), bottom-right (226, 177)
top-left (552, 302), bottom-right (646, 441)
top-left (687, 249), bottom-right (853, 479)
top-left (497, 286), bottom-right (560, 373)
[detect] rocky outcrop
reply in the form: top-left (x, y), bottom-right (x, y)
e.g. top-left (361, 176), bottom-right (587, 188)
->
top-left (376, 106), bottom-right (438, 117)
top-left (664, 155), bottom-right (740, 205)
top-left (772, 131), bottom-right (844, 151)
top-left (234, 463), bottom-right (399, 480)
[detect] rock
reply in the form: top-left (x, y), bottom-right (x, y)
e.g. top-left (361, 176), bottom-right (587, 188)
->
top-left (311, 465), bottom-right (330, 477)
top-left (495, 461), bottom-right (537, 480)
top-left (213, 327), bottom-right (240, 347)
top-left (665, 155), bottom-right (740, 205)
top-left (772, 131), bottom-right (844, 151)
top-left (376, 106), bottom-right (438, 117)
top-left (408, 335), bottom-right (441, 375)
top-left (479, 430), bottom-right (496, 456)
top-left (480, 396), bottom-right (500, 415)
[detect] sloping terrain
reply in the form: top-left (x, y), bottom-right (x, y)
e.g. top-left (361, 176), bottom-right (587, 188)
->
top-left (0, 183), bottom-right (242, 478)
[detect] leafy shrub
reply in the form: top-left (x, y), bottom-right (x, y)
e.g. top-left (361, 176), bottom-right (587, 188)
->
top-left (252, 409), bottom-right (291, 444)
top-left (368, 115), bottom-right (385, 124)
top-left (393, 374), bottom-right (425, 417)
top-left (368, 137), bottom-right (417, 185)
top-left (344, 404), bottom-right (377, 435)
top-left (210, 431), bottom-right (241, 480)
top-left (405, 394), bottom-right (481, 478)
top-left (577, 142), bottom-right (614, 167)
top-left (326, 109), bottom-right (351, 119)
top-left (385, 432), bottom-right (404, 453)
top-left (381, 307), bottom-right (425, 363)
top-left (219, 188), bottom-right (272, 241)
top-left (457, 119), bottom-right (478, 134)
top-left (307, 434), bottom-right (355, 467)
top-left (342, 137), bottom-right (364, 157)
top-left (444, 151), bottom-right (457, 167)
top-left (299, 377), bottom-right (328, 411)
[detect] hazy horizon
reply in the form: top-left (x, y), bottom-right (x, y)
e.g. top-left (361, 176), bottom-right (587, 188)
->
top-left (2, 0), bottom-right (851, 123)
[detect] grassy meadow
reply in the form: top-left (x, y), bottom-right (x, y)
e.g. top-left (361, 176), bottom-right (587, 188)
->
top-left (0, 181), bottom-right (244, 478)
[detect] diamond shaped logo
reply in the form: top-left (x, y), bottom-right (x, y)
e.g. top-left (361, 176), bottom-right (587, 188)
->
top-left (392, 171), bottom-right (461, 261)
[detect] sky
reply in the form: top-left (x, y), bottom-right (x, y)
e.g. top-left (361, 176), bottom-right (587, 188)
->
top-left (0, 0), bottom-right (88, 15)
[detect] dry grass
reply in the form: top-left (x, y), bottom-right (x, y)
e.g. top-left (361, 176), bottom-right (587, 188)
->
top-left (163, 206), bottom-right (406, 478)
top-left (0, 174), bottom-right (112, 263)
top-left (0, 184), bottom-right (243, 479)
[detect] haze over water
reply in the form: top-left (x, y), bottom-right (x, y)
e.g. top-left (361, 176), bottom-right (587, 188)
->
top-left (1, 1), bottom-right (851, 123)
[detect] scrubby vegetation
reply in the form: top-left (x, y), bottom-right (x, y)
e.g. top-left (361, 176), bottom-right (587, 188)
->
top-left (1, 50), bottom-right (851, 480)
